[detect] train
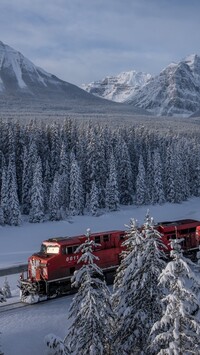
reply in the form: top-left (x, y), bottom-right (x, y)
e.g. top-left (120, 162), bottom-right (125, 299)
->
top-left (20, 219), bottom-right (200, 303)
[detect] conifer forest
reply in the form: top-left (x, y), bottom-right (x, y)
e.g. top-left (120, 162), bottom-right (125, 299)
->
top-left (0, 117), bottom-right (200, 226)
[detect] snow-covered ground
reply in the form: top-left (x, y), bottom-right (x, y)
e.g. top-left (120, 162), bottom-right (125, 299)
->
top-left (1, 197), bottom-right (200, 355)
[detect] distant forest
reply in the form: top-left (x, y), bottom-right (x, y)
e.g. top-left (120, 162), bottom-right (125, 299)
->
top-left (0, 117), bottom-right (200, 225)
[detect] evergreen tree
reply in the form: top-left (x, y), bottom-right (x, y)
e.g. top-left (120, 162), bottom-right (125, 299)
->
top-left (0, 288), bottom-right (5, 303)
top-left (0, 167), bottom-right (8, 224)
top-left (59, 143), bottom-right (70, 212)
top-left (67, 229), bottom-right (114, 354)
top-left (45, 334), bottom-right (70, 355)
top-left (113, 213), bottom-right (166, 354)
top-left (2, 277), bottom-right (11, 298)
top-left (6, 154), bottom-right (21, 226)
top-left (43, 159), bottom-right (51, 213)
top-left (105, 152), bottom-right (119, 211)
top-left (29, 157), bottom-right (44, 223)
top-left (135, 155), bottom-right (146, 205)
top-left (164, 145), bottom-right (176, 203)
top-left (22, 140), bottom-right (38, 215)
top-left (49, 173), bottom-right (61, 221)
top-left (69, 158), bottom-right (84, 216)
top-left (50, 123), bottom-right (61, 178)
top-left (117, 140), bottom-right (133, 205)
top-left (146, 150), bottom-right (154, 204)
top-left (152, 150), bottom-right (165, 205)
top-left (89, 180), bottom-right (99, 216)
top-left (0, 206), bottom-right (4, 226)
top-left (150, 239), bottom-right (200, 354)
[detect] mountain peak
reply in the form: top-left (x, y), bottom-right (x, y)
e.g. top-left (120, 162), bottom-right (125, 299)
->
top-left (125, 54), bottom-right (200, 117)
top-left (0, 40), bottom-right (149, 117)
top-left (82, 70), bottom-right (151, 103)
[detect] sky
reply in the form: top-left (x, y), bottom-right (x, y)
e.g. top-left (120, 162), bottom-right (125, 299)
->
top-left (0, 0), bottom-right (200, 86)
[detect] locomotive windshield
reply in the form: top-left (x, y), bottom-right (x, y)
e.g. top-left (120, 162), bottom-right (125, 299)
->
top-left (40, 244), bottom-right (60, 254)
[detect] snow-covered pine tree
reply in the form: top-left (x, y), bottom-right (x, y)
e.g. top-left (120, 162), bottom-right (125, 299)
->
top-left (69, 157), bottom-right (84, 216)
top-left (135, 155), bottom-right (146, 205)
top-left (59, 143), bottom-right (70, 212)
top-left (150, 239), bottom-right (200, 355)
top-left (22, 139), bottom-right (38, 215)
top-left (150, 238), bottom-right (200, 355)
top-left (6, 154), bottom-right (21, 226)
top-left (164, 145), bottom-right (176, 203)
top-left (29, 157), bottom-right (44, 223)
top-left (89, 180), bottom-right (99, 216)
top-left (105, 152), bottom-right (119, 212)
top-left (49, 172), bottom-right (61, 221)
top-left (43, 159), bottom-right (51, 213)
top-left (0, 167), bottom-right (8, 224)
top-left (49, 123), bottom-right (61, 178)
top-left (66, 229), bottom-right (114, 355)
top-left (146, 150), bottom-right (154, 204)
top-left (0, 206), bottom-right (4, 226)
top-left (152, 150), bottom-right (165, 205)
top-left (2, 277), bottom-right (11, 298)
top-left (45, 334), bottom-right (70, 355)
top-left (113, 212), bottom-right (166, 354)
top-left (0, 288), bottom-right (5, 303)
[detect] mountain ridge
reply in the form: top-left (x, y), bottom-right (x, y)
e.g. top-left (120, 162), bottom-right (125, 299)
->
top-left (82, 54), bottom-right (200, 117)
top-left (0, 41), bottom-right (149, 117)
top-left (82, 70), bottom-right (151, 103)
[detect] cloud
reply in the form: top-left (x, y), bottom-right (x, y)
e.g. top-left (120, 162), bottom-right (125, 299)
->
top-left (0, 0), bottom-right (200, 85)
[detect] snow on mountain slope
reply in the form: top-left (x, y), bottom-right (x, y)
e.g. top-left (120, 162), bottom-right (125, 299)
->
top-left (82, 70), bottom-right (151, 102)
top-left (126, 54), bottom-right (200, 117)
top-left (0, 41), bottom-right (151, 117)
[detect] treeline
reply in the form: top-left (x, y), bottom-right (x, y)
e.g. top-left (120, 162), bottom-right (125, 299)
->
top-left (0, 117), bottom-right (200, 225)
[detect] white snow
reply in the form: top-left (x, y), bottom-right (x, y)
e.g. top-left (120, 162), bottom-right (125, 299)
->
top-left (82, 70), bottom-right (151, 103)
top-left (1, 197), bottom-right (200, 355)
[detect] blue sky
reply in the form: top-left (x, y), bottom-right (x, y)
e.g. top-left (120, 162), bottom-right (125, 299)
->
top-left (0, 0), bottom-right (200, 85)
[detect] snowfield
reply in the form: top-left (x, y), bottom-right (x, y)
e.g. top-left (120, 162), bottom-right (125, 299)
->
top-left (1, 197), bottom-right (200, 355)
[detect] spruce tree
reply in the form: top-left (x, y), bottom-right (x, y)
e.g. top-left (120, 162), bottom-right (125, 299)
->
top-left (152, 150), bottom-right (165, 205)
top-left (113, 213), bottom-right (166, 354)
top-left (6, 154), bottom-right (21, 226)
top-left (135, 155), bottom-right (146, 205)
top-left (105, 152), bottom-right (119, 211)
top-left (2, 277), bottom-right (11, 298)
top-left (0, 167), bottom-right (8, 224)
top-left (29, 157), bottom-right (44, 223)
top-left (66, 229), bottom-right (114, 354)
top-left (69, 157), bottom-right (84, 216)
top-left (45, 334), bottom-right (70, 355)
top-left (89, 180), bottom-right (99, 216)
top-left (150, 239), bottom-right (200, 354)
top-left (49, 173), bottom-right (61, 221)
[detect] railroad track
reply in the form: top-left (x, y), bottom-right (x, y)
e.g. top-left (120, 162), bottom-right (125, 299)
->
top-left (0, 301), bottom-right (29, 314)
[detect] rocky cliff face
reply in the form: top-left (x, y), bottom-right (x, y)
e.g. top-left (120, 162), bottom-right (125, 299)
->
top-left (82, 70), bottom-right (151, 103)
top-left (126, 54), bottom-right (200, 117)
top-left (83, 54), bottom-right (200, 117)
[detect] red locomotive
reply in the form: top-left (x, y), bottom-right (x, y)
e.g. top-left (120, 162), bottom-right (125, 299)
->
top-left (20, 219), bottom-right (200, 303)
top-left (20, 230), bottom-right (126, 303)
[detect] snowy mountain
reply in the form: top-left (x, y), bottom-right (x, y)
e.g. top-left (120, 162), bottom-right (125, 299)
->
top-left (0, 41), bottom-right (149, 116)
top-left (82, 70), bottom-right (151, 103)
top-left (126, 54), bottom-right (200, 117)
